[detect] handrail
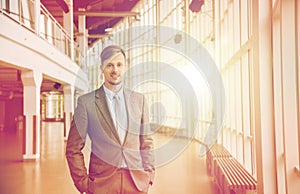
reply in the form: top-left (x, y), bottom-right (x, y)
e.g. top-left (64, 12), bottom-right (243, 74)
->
top-left (0, 8), bottom-right (33, 24)
top-left (40, 4), bottom-right (72, 41)
top-left (0, 1), bottom-right (85, 69)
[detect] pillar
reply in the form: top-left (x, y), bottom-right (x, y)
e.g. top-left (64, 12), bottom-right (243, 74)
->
top-left (0, 101), bottom-right (4, 132)
top-left (78, 8), bottom-right (87, 57)
top-left (34, 0), bottom-right (40, 34)
top-left (281, 0), bottom-right (300, 193)
top-left (63, 85), bottom-right (74, 140)
top-left (252, 0), bottom-right (276, 193)
top-left (213, 0), bottom-right (223, 145)
top-left (63, 0), bottom-right (74, 60)
top-left (21, 70), bottom-right (42, 160)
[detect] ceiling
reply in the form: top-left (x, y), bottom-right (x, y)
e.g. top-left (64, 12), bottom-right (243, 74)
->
top-left (0, 0), bottom-right (141, 98)
top-left (0, 67), bottom-right (22, 100)
top-left (0, 66), bottom-right (65, 100)
top-left (41, 0), bottom-right (140, 46)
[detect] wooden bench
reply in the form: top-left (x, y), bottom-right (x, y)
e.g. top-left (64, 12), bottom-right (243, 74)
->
top-left (206, 144), bottom-right (257, 194)
top-left (206, 144), bottom-right (232, 176)
top-left (214, 157), bottom-right (257, 194)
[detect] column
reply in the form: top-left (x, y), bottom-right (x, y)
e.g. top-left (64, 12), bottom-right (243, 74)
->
top-left (63, 0), bottom-right (74, 60)
top-left (0, 101), bottom-right (4, 132)
top-left (21, 70), bottom-right (42, 160)
top-left (34, 0), bottom-right (40, 34)
top-left (63, 85), bottom-right (74, 140)
top-left (214, 0), bottom-right (222, 145)
top-left (252, 0), bottom-right (276, 193)
top-left (281, 0), bottom-right (300, 193)
top-left (78, 8), bottom-right (87, 57)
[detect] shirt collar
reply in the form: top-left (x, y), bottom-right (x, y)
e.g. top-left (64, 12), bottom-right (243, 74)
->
top-left (103, 84), bottom-right (124, 100)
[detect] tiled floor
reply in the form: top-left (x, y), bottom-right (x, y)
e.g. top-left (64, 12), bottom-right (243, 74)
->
top-left (0, 122), bottom-right (213, 194)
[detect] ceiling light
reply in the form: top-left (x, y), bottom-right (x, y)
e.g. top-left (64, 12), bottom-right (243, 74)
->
top-left (104, 27), bottom-right (113, 32)
top-left (53, 83), bottom-right (61, 90)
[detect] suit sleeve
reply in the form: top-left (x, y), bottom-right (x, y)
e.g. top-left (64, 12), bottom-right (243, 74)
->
top-left (66, 97), bottom-right (89, 193)
top-left (139, 95), bottom-right (155, 185)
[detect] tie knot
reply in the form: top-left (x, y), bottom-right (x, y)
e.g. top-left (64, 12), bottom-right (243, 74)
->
top-left (113, 94), bottom-right (120, 101)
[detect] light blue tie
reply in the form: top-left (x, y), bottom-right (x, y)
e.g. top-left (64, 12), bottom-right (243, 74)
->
top-left (113, 94), bottom-right (127, 144)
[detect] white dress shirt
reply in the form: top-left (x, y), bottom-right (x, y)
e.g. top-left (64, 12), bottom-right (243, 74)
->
top-left (103, 85), bottom-right (128, 168)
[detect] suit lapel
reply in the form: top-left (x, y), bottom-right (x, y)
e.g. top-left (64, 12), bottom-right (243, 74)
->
top-left (123, 89), bottom-right (131, 145)
top-left (94, 86), bottom-right (121, 144)
top-left (123, 88), bottom-right (138, 145)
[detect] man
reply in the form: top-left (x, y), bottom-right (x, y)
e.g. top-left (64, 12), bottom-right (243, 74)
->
top-left (66, 45), bottom-right (155, 194)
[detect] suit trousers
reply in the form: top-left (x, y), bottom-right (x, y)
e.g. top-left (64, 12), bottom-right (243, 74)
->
top-left (87, 168), bottom-right (148, 194)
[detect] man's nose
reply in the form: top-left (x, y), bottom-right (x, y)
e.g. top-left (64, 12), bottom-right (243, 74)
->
top-left (112, 65), bottom-right (119, 72)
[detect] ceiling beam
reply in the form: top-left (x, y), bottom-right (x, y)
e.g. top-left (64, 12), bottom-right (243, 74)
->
top-left (74, 11), bottom-right (139, 17)
top-left (76, 33), bottom-right (107, 39)
top-left (56, 0), bottom-right (69, 13)
top-left (87, 34), bottom-right (107, 39)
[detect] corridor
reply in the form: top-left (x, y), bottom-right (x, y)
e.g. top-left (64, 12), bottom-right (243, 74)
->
top-left (1, 0), bottom-right (300, 193)
top-left (0, 122), bottom-right (213, 194)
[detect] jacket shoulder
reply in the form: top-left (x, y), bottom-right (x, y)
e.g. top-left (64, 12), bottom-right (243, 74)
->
top-left (124, 88), bottom-right (144, 99)
top-left (77, 89), bottom-right (98, 102)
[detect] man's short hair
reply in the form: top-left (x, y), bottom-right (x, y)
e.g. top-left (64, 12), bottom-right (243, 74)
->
top-left (100, 45), bottom-right (126, 69)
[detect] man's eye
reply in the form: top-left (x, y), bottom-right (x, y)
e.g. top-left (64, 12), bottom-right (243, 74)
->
top-left (107, 63), bottom-right (113, 67)
top-left (117, 63), bottom-right (123, 67)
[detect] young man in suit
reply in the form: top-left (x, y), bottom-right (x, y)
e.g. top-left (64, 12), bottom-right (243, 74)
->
top-left (66, 45), bottom-right (155, 194)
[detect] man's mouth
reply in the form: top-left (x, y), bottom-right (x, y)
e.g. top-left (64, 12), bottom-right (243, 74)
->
top-left (111, 73), bottom-right (120, 80)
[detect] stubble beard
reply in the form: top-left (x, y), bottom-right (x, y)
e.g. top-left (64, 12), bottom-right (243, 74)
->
top-left (109, 73), bottom-right (122, 86)
top-left (108, 80), bottom-right (122, 86)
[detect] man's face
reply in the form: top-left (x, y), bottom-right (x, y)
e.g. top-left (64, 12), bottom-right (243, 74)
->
top-left (102, 53), bottom-right (126, 86)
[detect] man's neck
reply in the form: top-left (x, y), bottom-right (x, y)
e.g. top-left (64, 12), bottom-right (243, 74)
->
top-left (104, 82), bottom-right (122, 93)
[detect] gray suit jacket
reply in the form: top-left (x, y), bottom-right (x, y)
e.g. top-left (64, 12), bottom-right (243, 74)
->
top-left (66, 86), bottom-right (155, 193)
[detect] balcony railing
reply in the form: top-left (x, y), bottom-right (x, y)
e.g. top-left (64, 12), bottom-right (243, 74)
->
top-left (0, 0), bottom-right (85, 70)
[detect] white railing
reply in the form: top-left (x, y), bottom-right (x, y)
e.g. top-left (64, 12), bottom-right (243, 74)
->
top-left (0, 0), bottom-right (85, 70)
